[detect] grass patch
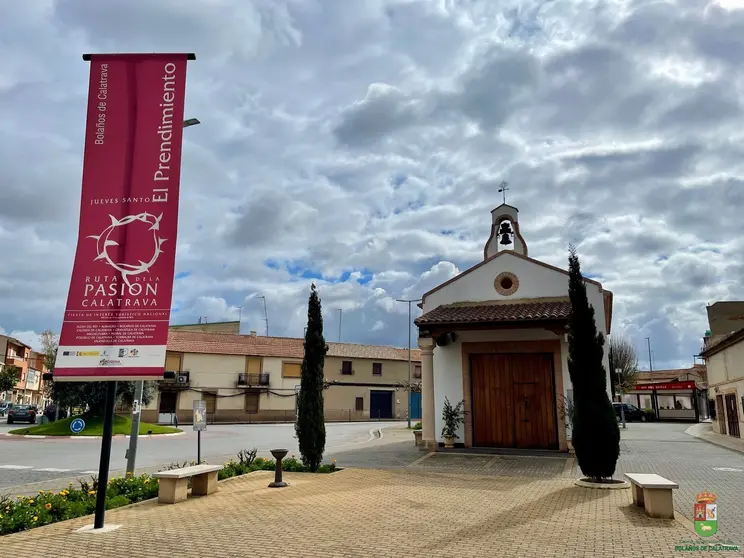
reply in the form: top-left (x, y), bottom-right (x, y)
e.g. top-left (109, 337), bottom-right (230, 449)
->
top-left (8, 415), bottom-right (181, 436)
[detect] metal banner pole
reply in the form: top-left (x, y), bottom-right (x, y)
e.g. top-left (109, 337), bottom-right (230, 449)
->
top-left (94, 381), bottom-right (117, 529)
top-left (197, 430), bottom-right (201, 464)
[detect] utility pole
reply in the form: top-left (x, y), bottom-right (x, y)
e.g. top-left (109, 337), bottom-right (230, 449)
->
top-left (337, 308), bottom-right (342, 342)
top-left (260, 295), bottom-right (269, 336)
top-left (125, 380), bottom-right (144, 476)
top-left (645, 337), bottom-right (653, 371)
top-left (396, 298), bottom-right (422, 428)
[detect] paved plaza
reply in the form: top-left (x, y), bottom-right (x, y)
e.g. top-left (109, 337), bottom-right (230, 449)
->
top-left (1, 421), bottom-right (742, 556)
top-left (0, 468), bottom-right (723, 558)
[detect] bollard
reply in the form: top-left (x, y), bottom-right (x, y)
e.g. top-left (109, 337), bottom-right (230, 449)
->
top-left (268, 448), bottom-right (289, 488)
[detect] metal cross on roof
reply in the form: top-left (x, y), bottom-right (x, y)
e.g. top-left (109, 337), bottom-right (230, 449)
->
top-left (498, 181), bottom-right (509, 204)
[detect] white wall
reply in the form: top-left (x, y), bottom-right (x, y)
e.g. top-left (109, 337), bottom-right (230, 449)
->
top-left (433, 342), bottom-right (464, 443)
top-left (423, 252), bottom-right (612, 407)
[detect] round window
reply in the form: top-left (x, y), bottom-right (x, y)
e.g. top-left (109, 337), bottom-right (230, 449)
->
top-left (494, 272), bottom-right (519, 296)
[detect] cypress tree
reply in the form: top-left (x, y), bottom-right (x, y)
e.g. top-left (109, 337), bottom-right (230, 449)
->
top-left (295, 283), bottom-right (328, 472)
top-left (566, 245), bottom-right (620, 481)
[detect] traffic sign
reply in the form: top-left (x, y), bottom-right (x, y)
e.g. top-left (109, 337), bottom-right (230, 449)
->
top-left (70, 418), bottom-right (86, 434)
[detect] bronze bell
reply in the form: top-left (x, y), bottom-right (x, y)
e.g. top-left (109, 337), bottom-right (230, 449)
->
top-left (498, 222), bottom-right (513, 245)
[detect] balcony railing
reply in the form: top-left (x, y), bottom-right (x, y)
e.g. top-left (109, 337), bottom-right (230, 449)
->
top-left (238, 373), bottom-right (270, 387)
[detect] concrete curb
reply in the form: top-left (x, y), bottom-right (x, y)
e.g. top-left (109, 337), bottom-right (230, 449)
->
top-left (4, 431), bottom-right (186, 440)
top-left (685, 423), bottom-right (744, 455)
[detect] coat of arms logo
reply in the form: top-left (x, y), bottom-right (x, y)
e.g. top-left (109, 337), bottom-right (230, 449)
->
top-left (87, 213), bottom-right (166, 287)
top-left (694, 491), bottom-right (718, 537)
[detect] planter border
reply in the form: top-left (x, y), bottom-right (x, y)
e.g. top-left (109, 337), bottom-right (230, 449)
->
top-left (574, 478), bottom-right (630, 490)
top-left (4, 466), bottom-right (343, 537)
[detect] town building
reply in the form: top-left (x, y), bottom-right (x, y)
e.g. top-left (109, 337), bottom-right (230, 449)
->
top-left (0, 336), bottom-right (49, 407)
top-left (414, 203), bottom-right (613, 452)
top-left (700, 301), bottom-right (744, 439)
top-left (141, 329), bottom-right (422, 424)
top-left (622, 364), bottom-right (708, 422)
top-left (0, 335), bottom-right (30, 404)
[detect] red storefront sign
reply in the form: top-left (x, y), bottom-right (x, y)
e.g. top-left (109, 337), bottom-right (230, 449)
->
top-left (633, 381), bottom-right (696, 391)
top-left (54, 53), bottom-right (191, 381)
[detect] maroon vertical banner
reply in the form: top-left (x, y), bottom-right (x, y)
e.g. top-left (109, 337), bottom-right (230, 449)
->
top-left (54, 53), bottom-right (193, 381)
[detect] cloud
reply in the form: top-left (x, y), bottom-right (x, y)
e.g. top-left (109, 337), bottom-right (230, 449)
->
top-left (2, 0), bottom-right (743, 370)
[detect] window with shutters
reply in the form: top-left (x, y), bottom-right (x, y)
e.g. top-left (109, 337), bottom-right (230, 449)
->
top-left (355, 397), bottom-right (364, 411)
top-left (282, 362), bottom-right (302, 378)
top-left (372, 362), bottom-right (382, 376)
top-left (244, 391), bottom-right (260, 413)
top-left (341, 361), bottom-right (353, 375)
top-left (245, 357), bottom-right (262, 374)
top-left (165, 353), bottom-right (182, 372)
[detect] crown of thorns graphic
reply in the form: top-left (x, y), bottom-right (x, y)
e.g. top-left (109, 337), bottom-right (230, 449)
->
top-left (87, 212), bottom-right (166, 286)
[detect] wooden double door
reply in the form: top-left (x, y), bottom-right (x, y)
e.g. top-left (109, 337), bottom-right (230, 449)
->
top-left (724, 393), bottom-right (741, 438)
top-left (471, 353), bottom-right (558, 450)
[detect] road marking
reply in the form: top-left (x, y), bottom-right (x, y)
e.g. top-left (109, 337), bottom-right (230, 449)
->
top-left (713, 467), bottom-right (743, 472)
top-left (35, 468), bottom-right (74, 472)
top-left (79, 470), bottom-right (99, 474)
top-left (0, 465), bottom-right (33, 469)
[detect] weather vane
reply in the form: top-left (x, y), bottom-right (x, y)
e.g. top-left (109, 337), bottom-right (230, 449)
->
top-left (498, 181), bottom-right (509, 204)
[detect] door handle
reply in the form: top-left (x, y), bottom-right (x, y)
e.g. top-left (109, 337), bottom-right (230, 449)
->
top-left (522, 397), bottom-right (530, 422)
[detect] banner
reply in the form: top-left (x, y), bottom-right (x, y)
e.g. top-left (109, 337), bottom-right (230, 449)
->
top-left (633, 381), bottom-right (696, 391)
top-left (54, 53), bottom-right (192, 381)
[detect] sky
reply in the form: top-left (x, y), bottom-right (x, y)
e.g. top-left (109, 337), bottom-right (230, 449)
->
top-left (1, 0), bottom-right (743, 371)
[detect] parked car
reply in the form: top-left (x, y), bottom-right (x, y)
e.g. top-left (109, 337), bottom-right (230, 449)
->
top-left (0, 402), bottom-right (12, 417)
top-left (7, 404), bottom-right (37, 424)
top-left (613, 402), bottom-right (648, 422)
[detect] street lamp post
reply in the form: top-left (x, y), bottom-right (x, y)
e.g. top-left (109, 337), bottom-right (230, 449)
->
top-left (616, 368), bottom-right (626, 429)
top-left (125, 117), bottom-right (200, 478)
top-left (396, 298), bottom-right (422, 428)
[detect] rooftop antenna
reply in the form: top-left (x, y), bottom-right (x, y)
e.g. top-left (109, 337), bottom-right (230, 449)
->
top-left (259, 295), bottom-right (269, 336)
top-left (498, 181), bottom-right (509, 205)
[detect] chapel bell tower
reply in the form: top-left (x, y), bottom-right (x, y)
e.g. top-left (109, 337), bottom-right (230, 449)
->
top-left (483, 203), bottom-right (528, 260)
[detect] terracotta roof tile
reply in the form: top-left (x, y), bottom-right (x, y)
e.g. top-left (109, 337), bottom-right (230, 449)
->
top-left (167, 331), bottom-right (421, 362)
top-left (415, 298), bottom-right (572, 326)
top-left (634, 365), bottom-right (706, 384)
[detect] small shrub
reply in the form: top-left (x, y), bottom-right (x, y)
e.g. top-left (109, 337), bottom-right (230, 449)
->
top-left (441, 397), bottom-right (465, 438)
top-left (412, 421), bottom-right (422, 430)
top-left (237, 448), bottom-right (258, 467)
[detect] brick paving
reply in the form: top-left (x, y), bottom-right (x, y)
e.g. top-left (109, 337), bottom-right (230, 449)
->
top-left (0, 467), bottom-right (731, 557)
top-left (604, 422), bottom-right (744, 547)
top-left (411, 452), bottom-right (570, 477)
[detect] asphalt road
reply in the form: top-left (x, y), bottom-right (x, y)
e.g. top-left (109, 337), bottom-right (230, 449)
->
top-left (0, 421), bottom-right (402, 493)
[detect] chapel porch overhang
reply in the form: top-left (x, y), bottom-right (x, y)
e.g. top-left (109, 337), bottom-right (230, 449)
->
top-left (415, 298), bottom-right (571, 337)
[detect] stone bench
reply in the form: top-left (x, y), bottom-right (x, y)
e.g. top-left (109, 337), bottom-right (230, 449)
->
top-left (624, 473), bottom-right (679, 519)
top-left (153, 464), bottom-right (223, 504)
